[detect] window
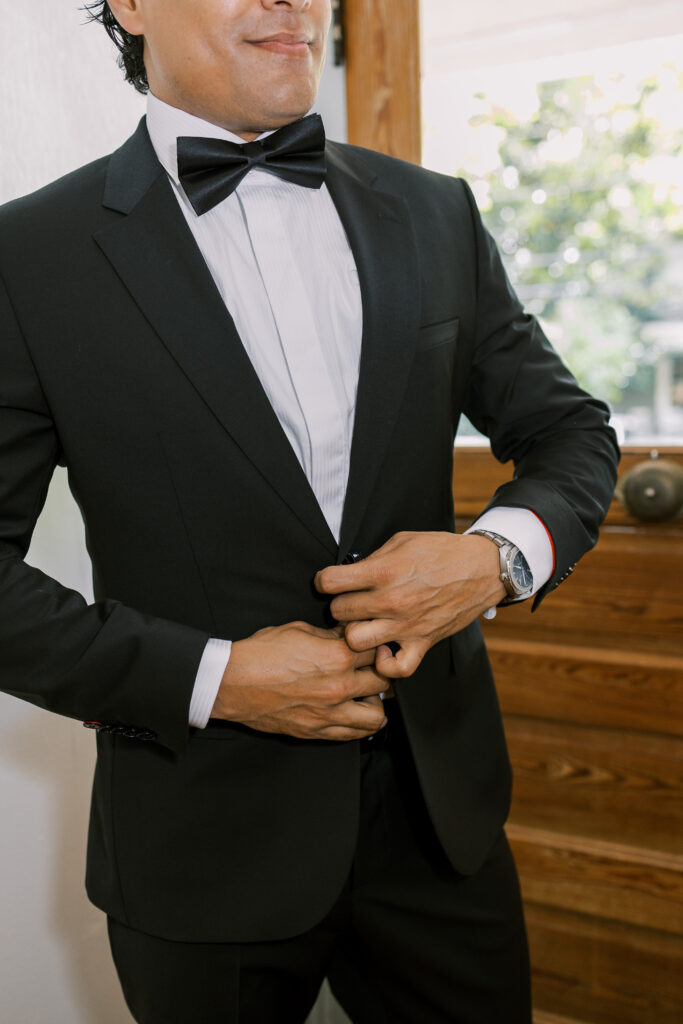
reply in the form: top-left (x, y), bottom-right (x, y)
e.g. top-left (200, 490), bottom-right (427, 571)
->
top-left (422, 2), bottom-right (683, 444)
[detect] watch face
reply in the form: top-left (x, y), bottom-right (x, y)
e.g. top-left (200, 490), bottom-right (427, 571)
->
top-left (510, 549), bottom-right (533, 593)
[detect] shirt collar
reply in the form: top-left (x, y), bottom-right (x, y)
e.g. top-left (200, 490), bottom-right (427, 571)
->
top-left (146, 92), bottom-right (316, 188)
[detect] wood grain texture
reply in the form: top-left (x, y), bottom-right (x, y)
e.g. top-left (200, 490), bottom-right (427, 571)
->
top-left (508, 823), bottom-right (683, 935)
top-left (344, 0), bottom-right (422, 162)
top-left (526, 902), bottom-right (683, 1024)
top-left (491, 638), bottom-right (683, 737)
top-left (506, 717), bottom-right (683, 854)
top-left (480, 529), bottom-right (683, 656)
top-left (534, 1014), bottom-right (586, 1024)
top-left (452, 445), bottom-right (683, 530)
top-left (449, 446), bottom-right (683, 1017)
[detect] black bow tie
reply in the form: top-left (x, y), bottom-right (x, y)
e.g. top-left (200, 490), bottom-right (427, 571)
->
top-left (176, 113), bottom-right (326, 216)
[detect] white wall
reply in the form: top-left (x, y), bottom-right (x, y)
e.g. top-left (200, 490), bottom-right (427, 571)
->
top-left (0, 3), bottom-right (346, 1021)
top-left (422, 0), bottom-right (683, 73)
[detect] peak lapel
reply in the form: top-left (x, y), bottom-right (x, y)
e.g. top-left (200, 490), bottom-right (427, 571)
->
top-left (94, 119), bottom-right (337, 556)
top-left (325, 144), bottom-right (421, 556)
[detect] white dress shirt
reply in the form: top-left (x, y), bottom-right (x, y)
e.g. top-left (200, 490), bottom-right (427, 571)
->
top-left (145, 94), bottom-right (553, 729)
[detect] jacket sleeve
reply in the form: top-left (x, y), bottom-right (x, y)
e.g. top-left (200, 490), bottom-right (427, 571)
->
top-left (0, 272), bottom-right (210, 756)
top-left (459, 179), bottom-right (620, 605)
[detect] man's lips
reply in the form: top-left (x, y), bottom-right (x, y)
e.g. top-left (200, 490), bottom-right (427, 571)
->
top-left (248, 34), bottom-right (312, 57)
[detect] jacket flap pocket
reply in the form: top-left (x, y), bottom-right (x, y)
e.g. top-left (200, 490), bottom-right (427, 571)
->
top-left (417, 317), bottom-right (460, 351)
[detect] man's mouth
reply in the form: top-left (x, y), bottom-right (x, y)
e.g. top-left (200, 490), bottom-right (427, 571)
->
top-left (248, 34), bottom-right (312, 57)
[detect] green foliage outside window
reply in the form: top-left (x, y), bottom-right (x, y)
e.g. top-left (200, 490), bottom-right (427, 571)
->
top-left (459, 65), bottom-right (683, 423)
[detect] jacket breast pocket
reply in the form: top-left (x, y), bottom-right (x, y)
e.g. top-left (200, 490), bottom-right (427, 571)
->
top-left (416, 317), bottom-right (460, 353)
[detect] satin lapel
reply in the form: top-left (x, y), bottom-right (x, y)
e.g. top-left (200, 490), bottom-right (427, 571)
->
top-left (94, 120), bottom-right (337, 556)
top-left (325, 144), bottom-right (421, 556)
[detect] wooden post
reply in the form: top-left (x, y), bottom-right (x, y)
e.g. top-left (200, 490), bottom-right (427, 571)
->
top-left (343, 0), bottom-right (422, 164)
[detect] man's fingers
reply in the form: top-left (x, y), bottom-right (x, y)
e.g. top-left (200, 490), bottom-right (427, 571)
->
top-left (330, 592), bottom-right (388, 623)
top-left (320, 725), bottom-right (385, 742)
top-left (291, 621), bottom-right (345, 640)
top-left (375, 640), bottom-right (427, 678)
top-left (296, 627), bottom-right (376, 668)
top-left (315, 534), bottom-right (413, 596)
top-left (349, 645), bottom-right (379, 669)
top-left (348, 667), bottom-right (391, 700)
top-left (353, 693), bottom-right (384, 710)
top-left (326, 697), bottom-right (387, 735)
top-left (314, 559), bottom-right (384, 596)
top-left (344, 619), bottom-right (397, 652)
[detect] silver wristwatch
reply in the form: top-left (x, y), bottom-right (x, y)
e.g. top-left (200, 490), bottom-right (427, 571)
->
top-left (469, 530), bottom-right (533, 603)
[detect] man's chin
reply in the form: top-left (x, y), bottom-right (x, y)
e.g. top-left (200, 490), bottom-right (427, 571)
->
top-left (245, 103), bottom-right (318, 134)
top-left (257, 78), bottom-right (319, 125)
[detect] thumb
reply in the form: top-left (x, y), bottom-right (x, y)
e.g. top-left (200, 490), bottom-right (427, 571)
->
top-left (375, 640), bottom-right (426, 679)
top-left (376, 644), bottom-right (395, 666)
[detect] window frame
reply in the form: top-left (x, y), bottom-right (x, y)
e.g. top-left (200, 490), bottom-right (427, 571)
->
top-left (344, 0), bottom-right (422, 163)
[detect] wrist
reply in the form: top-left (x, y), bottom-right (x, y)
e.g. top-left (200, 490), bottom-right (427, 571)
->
top-left (468, 529), bottom-right (534, 602)
top-left (213, 638), bottom-right (248, 720)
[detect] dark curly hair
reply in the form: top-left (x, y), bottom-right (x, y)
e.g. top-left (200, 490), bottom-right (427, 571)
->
top-left (83, 2), bottom-right (148, 94)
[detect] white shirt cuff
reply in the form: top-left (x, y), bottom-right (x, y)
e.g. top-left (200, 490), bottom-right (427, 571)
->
top-left (189, 638), bottom-right (232, 728)
top-left (466, 506), bottom-right (555, 618)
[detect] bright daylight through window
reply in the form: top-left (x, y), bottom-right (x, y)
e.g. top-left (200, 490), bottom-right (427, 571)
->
top-left (421, 2), bottom-right (683, 445)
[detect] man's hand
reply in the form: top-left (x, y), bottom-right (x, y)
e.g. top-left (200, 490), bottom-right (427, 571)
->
top-left (315, 532), bottom-right (506, 679)
top-left (211, 622), bottom-right (388, 741)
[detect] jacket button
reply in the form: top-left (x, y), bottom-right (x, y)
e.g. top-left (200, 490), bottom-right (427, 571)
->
top-left (343, 551), bottom-right (364, 564)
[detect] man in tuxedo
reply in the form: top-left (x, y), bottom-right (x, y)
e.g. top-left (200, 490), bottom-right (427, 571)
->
top-left (0, 0), bottom-right (618, 1021)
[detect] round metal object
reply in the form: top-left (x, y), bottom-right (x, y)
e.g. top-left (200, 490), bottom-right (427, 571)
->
top-left (618, 457), bottom-right (683, 523)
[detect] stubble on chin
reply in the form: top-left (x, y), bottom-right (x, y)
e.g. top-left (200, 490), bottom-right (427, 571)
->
top-left (231, 68), bottom-right (320, 133)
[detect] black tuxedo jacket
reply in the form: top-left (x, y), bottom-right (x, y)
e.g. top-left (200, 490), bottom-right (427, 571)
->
top-left (0, 119), bottom-right (618, 942)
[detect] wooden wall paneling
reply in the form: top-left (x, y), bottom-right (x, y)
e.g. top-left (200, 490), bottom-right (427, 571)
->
top-left (533, 1013), bottom-right (586, 1024)
top-left (452, 446), bottom-right (683, 528)
top-left (506, 718), bottom-right (683, 854)
top-left (480, 529), bottom-right (683, 656)
top-left (448, 444), bottom-right (683, 1019)
top-left (526, 902), bottom-right (683, 1024)
top-left (508, 823), bottom-right (683, 935)
top-left (452, 446), bottom-right (520, 523)
top-left (491, 639), bottom-right (683, 737)
top-left (344, 0), bottom-right (422, 162)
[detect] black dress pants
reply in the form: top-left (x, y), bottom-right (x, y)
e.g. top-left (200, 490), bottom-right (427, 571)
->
top-left (107, 713), bottom-right (531, 1024)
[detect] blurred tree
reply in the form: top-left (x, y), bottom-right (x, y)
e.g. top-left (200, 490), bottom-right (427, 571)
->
top-left (461, 67), bottom-right (683, 411)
